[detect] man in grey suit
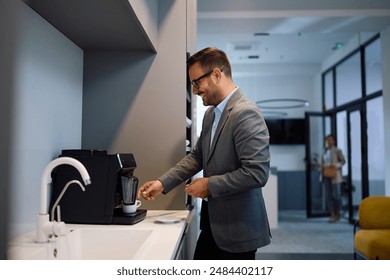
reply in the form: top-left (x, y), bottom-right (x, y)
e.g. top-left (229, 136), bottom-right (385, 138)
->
top-left (138, 47), bottom-right (271, 260)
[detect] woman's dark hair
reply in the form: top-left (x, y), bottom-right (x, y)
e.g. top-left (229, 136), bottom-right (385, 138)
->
top-left (187, 47), bottom-right (232, 79)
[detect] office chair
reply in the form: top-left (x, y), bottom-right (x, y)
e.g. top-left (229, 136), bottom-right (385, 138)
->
top-left (354, 196), bottom-right (390, 260)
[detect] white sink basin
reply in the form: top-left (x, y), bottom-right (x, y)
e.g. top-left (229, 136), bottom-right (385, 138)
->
top-left (58, 228), bottom-right (153, 259)
top-left (8, 244), bottom-right (52, 260)
top-left (8, 228), bottom-right (153, 260)
top-left (8, 210), bottom-right (189, 260)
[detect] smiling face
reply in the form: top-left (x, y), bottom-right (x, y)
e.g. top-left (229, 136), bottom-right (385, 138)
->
top-left (188, 62), bottom-right (221, 106)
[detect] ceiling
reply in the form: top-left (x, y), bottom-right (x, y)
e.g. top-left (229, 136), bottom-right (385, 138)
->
top-left (197, 0), bottom-right (390, 65)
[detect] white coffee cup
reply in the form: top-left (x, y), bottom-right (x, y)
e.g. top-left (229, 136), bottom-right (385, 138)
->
top-left (122, 200), bottom-right (142, 214)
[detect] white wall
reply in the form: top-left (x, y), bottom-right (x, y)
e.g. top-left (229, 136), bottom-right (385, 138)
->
top-left (7, 1), bottom-right (84, 237)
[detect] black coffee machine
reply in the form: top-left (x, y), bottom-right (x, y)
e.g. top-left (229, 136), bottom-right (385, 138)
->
top-left (50, 149), bottom-right (147, 225)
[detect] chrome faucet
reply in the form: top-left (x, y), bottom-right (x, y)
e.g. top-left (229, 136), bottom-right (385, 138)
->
top-left (36, 157), bottom-right (91, 243)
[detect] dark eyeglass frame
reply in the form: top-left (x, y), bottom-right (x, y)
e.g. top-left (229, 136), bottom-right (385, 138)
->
top-left (190, 69), bottom-right (214, 89)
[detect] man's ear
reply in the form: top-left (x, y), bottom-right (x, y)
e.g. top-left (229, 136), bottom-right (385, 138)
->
top-left (214, 68), bottom-right (223, 83)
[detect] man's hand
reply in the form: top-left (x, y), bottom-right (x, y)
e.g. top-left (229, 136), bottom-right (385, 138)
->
top-left (185, 177), bottom-right (210, 199)
top-left (137, 180), bottom-right (164, 201)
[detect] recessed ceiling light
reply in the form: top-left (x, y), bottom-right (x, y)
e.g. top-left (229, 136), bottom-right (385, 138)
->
top-left (234, 45), bottom-right (252, 51)
top-left (254, 32), bottom-right (270, 36)
top-left (228, 42), bottom-right (260, 52)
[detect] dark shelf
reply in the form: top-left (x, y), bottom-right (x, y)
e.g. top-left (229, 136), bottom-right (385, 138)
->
top-left (22, 0), bottom-right (156, 52)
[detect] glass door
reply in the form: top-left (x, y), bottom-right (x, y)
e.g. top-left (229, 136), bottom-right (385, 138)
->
top-left (305, 112), bottom-right (332, 217)
top-left (366, 97), bottom-right (386, 196)
top-left (346, 105), bottom-right (366, 223)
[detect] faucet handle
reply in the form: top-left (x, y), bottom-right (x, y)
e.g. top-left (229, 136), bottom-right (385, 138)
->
top-left (52, 221), bottom-right (66, 237)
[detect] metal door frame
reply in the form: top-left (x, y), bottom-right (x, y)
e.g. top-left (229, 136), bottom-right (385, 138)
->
top-left (346, 104), bottom-right (368, 223)
top-left (305, 111), bottom-right (333, 218)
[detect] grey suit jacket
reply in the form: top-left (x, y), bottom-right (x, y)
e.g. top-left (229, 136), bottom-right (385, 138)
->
top-left (159, 89), bottom-right (271, 253)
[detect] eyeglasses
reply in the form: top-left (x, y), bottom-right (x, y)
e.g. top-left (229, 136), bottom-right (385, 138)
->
top-left (190, 69), bottom-right (214, 89)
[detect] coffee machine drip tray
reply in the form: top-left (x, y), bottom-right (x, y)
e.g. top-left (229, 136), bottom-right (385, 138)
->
top-left (112, 208), bottom-right (147, 225)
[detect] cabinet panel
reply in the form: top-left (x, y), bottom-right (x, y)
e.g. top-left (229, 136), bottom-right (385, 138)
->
top-left (22, 0), bottom-right (155, 51)
top-left (278, 171), bottom-right (306, 210)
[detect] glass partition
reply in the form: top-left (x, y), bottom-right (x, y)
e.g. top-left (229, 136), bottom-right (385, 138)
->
top-left (324, 71), bottom-right (334, 111)
top-left (336, 111), bottom-right (348, 177)
top-left (320, 35), bottom-right (384, 223)
top-left (336, 53), bottom-right (362, 106)
top-left (366, 97), bottom-right (385, 196)
top-left (305, 113), bottom-right (330, 217)
top-left (336, 111), bottom-right (349, 219)
top-left (349, 109), bottom-right (362, 222)
top-left (365, 39), bottom-right (382, 95)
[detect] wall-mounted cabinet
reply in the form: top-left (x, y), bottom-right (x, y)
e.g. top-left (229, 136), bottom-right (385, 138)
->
top-left (22, 0), bottom-right (156, 52)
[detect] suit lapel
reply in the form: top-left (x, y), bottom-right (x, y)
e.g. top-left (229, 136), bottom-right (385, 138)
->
top-left (206, 90), bottom-right (243, 162)
top-left (208, 110), bottom-right (229, 157)
top-left (203, 107), bottom-right (214, 161)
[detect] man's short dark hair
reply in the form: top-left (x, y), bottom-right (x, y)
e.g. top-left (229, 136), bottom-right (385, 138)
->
top-left (187, 47), bottom-right (232, 79)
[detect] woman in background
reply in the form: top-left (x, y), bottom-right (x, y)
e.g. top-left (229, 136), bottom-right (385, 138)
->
top-left (322, 134), bottom-right (346, 223)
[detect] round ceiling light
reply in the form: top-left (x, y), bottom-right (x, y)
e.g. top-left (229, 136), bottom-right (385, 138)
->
top-left (256, 98), bottom-right (309, 109)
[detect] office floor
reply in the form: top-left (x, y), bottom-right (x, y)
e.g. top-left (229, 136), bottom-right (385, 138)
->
top-left (256, 210), bottom-right (354, 260)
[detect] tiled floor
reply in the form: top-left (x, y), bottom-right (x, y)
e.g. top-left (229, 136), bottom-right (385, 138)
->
top-left (256, 210), bottom-right (354, 260)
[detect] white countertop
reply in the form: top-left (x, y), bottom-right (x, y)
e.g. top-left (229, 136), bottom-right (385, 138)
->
top-left (8, 210), bottom-right (190, 260)
top-left (120, 209), bottom-right (190, 259)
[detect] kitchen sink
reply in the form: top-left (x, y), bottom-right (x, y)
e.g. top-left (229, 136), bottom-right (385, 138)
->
top-left (8, 227), bottom-right (153, 260)
top-left (7, 210), bottom-right (189, 260)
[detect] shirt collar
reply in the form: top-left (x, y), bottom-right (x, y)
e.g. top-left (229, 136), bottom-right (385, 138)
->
top-left (215, 87), bottom-right (238, 113)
